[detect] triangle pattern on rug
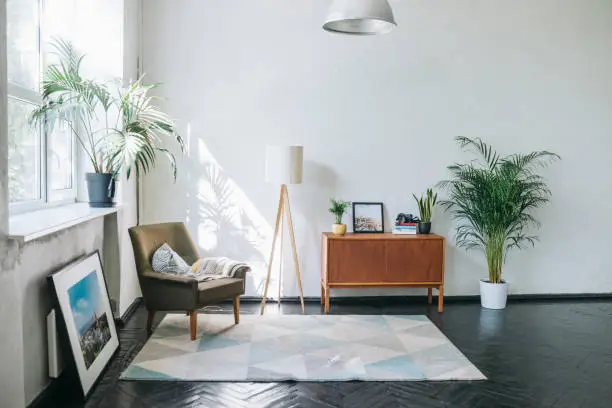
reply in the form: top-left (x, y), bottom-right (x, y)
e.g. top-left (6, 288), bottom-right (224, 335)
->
top-left (365, 355), bottom-right (425, 379)
top-left (252, 354), bottom-right (308, 379)
top-left (383, 315), bottom-right (431, 332)
top-left (153, 335), bottom-right (201, 353)
top-left (121, 364), bottom-right (176, 380)
top-left (308, 321), bottom-right (381, 342)
top-left (133, 340), bottom-right (192, 364)
top-left (121, 314), bottom-right (486, 382)
top-left (195, 343), bottom-right (251, 365)
top-left (250, 323), bottom-right (297, 341)
top-left (198, 333), bottom-right (247, 352)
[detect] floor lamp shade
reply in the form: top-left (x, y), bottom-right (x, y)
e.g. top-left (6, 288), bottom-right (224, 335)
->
top-left (265, 146), bottom-right (303, 185)
top-left (323, 0), bottom-right (396, 35)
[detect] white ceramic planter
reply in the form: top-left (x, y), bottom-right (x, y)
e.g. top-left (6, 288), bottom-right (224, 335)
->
top-left (479, 280), bottom-right (508, 309)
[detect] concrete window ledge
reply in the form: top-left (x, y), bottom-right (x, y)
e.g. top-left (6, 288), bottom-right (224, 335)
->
top-left (8, 203), bottom-right (119, 244)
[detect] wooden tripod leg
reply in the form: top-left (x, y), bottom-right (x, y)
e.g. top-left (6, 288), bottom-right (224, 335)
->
top-left (278, 204), bottom-right (284, 305)
top-left (283, 186), bottom-right (305, 313)
top-left (260, 185), bottom-right (285, 315)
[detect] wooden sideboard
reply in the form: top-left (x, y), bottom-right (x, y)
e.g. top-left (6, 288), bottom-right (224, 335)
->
top-left (321, 232), bottom-right (445, 313)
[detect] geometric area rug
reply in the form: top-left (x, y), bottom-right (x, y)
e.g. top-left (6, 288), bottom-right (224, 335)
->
top-left (121, 314), bottom-right (486, 382)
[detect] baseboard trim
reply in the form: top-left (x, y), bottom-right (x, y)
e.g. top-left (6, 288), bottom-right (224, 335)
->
top-left (236, 293), bottom-right (612, 304)
top-left (27, 379), bottom-right (60, 408)
top-left (115, 297), bottom-right (144, 327)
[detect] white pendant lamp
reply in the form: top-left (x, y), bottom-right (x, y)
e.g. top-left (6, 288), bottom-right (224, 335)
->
top-left (323, 0), bottom-right (396, 35)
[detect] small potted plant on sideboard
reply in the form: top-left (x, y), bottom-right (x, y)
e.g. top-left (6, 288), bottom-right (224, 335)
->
top-left (413, 188), bottom-right (437, 234)
top-left (439, 136), bottom-right (559, 309)
top-left (328, 199), bottom-right (351, 236)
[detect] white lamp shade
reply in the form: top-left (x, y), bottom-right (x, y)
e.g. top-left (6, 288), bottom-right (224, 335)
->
top-left (265, 146), bottom-right (303, 184)
top-left (323, 0), bottom-right (396, 35)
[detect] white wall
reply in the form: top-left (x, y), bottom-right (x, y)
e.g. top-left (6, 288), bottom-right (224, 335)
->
top-left (117, 0), bottom-right (141, 316)
top-left (141, 0), bottom-right (612, 298)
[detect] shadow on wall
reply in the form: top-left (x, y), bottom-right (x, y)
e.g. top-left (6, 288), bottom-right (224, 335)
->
top-left (182, 132), bottom-right (273, 296)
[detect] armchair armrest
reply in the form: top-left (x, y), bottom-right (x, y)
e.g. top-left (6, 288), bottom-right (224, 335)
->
top-left (140, 270), bottom-right (199, 311)
top-left (232, 266), bottom-right (250, 281)
top-left (232, 266), bottom-right (250, 293)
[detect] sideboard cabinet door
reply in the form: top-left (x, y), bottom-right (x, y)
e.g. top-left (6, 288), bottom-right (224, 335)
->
top-left (328, 240), bottom-right (386, 284)
top-left (384, 240), bottom-right (444, 283)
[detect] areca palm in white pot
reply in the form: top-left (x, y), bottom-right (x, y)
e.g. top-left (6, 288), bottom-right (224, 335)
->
top-left (31, 39), bottom-right (183, 207)
top-left (439, 137), bottom-right (559, 309)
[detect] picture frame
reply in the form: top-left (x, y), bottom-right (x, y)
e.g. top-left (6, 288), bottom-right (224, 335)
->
top-left (48, 251), bottom-right (119, 399)
top-left (352, 202), bottom-right (385, 233)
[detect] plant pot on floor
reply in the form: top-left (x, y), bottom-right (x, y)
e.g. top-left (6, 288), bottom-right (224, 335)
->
top-left (479, 280), bottom-right (508, 309)
top-left (418, 222), bottom-right (431, 234)
top-left (86, 172), bottom-right (116, 208)
top-left (332, 223), bottom-right (347, 236)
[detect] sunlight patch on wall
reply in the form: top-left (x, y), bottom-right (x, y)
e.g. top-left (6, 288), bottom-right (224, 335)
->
top-left (193, 138), bottom-right (278, 297)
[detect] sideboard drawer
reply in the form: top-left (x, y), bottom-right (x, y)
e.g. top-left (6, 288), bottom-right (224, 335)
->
top-left (384, 240), bottom-right (443, 283)
top-left (328, 240), bottom-right (386, 283)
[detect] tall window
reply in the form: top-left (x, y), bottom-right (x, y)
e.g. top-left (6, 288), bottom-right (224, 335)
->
top-left (7, 0), bottom-right (76, 212)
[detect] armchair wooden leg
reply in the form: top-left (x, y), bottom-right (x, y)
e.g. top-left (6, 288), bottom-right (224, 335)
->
top-left (147, 310), bottom-right (155, 335)
top-left (189, 311), bottom-right (197, 341)
top-left (233, 296), bottom-right (240, 324)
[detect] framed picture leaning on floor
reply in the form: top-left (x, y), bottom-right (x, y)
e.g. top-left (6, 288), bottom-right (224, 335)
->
top-left (48, 251), bottom-right (119, 398)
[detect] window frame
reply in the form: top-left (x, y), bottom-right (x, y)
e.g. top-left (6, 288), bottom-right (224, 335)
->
top-left (8, 0), bottom-right (77, 215)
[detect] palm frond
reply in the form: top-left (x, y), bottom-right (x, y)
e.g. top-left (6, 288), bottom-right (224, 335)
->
top-left (455, 136), bottom-right (500, 169)
top-left (31, 38), bottom-right (182, 179)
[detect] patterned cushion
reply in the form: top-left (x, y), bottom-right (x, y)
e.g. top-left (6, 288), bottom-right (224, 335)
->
top-left (151, 243), bottom-right (191, 275)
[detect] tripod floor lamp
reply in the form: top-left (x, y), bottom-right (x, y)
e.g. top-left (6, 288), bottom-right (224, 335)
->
top-left (260, 145), bottom-right (305, 315)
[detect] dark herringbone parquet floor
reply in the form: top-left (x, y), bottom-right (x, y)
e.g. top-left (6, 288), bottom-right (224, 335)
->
top-left (38, 299), bottom-right (612, 408)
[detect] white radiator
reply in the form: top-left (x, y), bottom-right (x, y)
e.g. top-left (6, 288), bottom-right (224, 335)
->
top-left (47, 309), bottom-right (65, 378)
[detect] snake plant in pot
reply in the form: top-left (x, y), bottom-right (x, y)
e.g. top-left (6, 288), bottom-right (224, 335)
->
top-left (413, 188), bottom-right (437, 234)
top-left (438, 137), bottom-right (559, 309)
top-left (30, 39), bottom-right (183, 207)
top-left (328, 199), bottom-right (351, 236)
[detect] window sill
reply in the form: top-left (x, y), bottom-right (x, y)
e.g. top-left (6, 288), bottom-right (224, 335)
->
top-left (8, 203), bottom-right (119, 244)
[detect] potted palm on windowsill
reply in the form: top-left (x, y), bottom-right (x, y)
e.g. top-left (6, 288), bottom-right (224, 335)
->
top-left (328, 199), bottom-right (351, 236)
top-left (30, 39), bottom-right (183, 208)
top-left (413, 188), bottom-right (437, 234)
top-left (439, 137), bottom-right (559, 309)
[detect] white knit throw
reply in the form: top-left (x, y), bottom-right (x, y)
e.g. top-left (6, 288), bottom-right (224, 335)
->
top-left (188, 257), bottom-right (249, 282)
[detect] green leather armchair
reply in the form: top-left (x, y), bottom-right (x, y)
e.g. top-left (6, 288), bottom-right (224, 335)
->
top-left (128, 222), bottom-right (247, 340)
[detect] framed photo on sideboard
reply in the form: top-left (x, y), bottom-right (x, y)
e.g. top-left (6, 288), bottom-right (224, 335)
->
top-left (352, 202), bottom-right (385, 233)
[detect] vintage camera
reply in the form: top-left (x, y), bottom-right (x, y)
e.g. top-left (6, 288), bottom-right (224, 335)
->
top-left (395, 213), bottom-right (420, 224)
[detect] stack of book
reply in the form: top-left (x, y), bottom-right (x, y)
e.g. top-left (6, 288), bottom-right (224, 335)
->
top-left (393, 223), bottom-right (417, 235)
